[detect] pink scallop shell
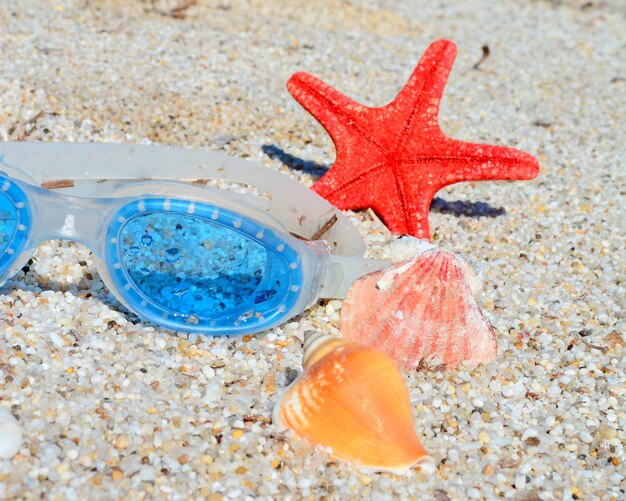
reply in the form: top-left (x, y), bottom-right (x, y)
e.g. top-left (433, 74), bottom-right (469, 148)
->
top-left (341, 248), bottom-right (497, 370)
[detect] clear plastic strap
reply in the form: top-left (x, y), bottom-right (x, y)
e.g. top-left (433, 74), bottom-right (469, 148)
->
top-left (0, 141), bottom-right (364, 256)
top-left (0, 142), bottom-right (391, 299)
top-left (320, 256), bottom-right (387, 299)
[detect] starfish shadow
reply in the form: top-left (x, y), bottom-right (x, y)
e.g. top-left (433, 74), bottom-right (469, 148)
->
top-left (262, 144), bottom-right (329, 178)
top-left (430, 198), bottom-right (506, 218)
top-left (263, 145), bottom-right (506, 219)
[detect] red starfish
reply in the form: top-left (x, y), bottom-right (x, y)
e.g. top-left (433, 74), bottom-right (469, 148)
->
top-left (287, 39), bottom-right (540, 240)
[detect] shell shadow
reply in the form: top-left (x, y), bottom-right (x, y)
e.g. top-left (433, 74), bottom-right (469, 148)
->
top-left (262, 144), bottom-right (506, 218)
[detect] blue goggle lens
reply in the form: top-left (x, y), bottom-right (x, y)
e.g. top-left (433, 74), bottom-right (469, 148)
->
top-left (109, 199), bottom-right (303, 334)
top-left (0, 191), bottom-right (18, 255)
top-left (119, 212), bottom-right (271, 314)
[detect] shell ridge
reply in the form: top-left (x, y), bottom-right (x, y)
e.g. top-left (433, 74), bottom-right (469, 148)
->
top-left (406, 267), bottom-right (447, 367)
top-left (415, 291), bottom-right (438, 365)
top-left (442, 258), bottom-right (467, 365)
top-left (424, 277), bottom-right (449, 365)
top-left (374, 256), bottom-right (441, 355)
top-left (448, 255), bottom-right (483, 365)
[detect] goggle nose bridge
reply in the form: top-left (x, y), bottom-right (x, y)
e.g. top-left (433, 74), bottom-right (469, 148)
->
top-left (30, 188), bottom-right (111, 253)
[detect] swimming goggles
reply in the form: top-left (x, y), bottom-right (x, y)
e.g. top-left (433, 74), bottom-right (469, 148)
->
top-left (0, 142), bottom-right (385, 335)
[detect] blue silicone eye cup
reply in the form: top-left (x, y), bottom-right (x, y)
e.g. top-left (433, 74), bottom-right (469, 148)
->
top-left (0, 177), bottom-right (31, 273)
top-left (105, 198), bottom-right (304, 335)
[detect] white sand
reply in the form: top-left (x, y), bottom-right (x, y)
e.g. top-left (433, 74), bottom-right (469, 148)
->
top-left (0, 0), bottom-right (624, 499)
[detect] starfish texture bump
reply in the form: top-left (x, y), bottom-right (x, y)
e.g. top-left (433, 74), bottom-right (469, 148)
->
top-left (288, 39), bottom-right (540, 240)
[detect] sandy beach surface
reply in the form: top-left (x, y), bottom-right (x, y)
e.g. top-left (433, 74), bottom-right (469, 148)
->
top-left (1, 0), bottom-right (624, 499)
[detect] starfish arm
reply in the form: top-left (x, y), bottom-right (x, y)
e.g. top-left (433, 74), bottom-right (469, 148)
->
top-left (313, 160), bottom-right (433, 239)
top-left (314, 156), bottom-right (438, 240)
top-left (311, 157), bottom-right (385, 209)
top-left (419, 139), bottom-right (540, 184)
top-left (371, 190), bottom-right (432, 239)
top-left (395, 142), bottom-right (540, 240)
top-left (380, 183), bottom-right (438, 240)
top-left (386, 39), bottom-right (457, 144)
top-left (287, 72), bottom-right (381, 154)
top-left (386, 174), bottom-right (440, 240)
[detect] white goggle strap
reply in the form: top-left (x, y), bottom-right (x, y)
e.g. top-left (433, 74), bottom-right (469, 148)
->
top-left (0, 142), bottom-right (362, 252)
top-left (0, 141), bottom-right (387, 297)
top-left (321, 255), bottom-right (387, 298)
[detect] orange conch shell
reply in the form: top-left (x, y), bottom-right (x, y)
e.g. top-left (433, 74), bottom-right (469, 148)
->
top-left (341, 248), bottom-right (497, 370)
top-left (272, 332), bottom-right (434, 474)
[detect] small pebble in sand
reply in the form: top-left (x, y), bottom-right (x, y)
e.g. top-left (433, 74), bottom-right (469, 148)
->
top-left (0, 408), bottom-right (23, 459)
